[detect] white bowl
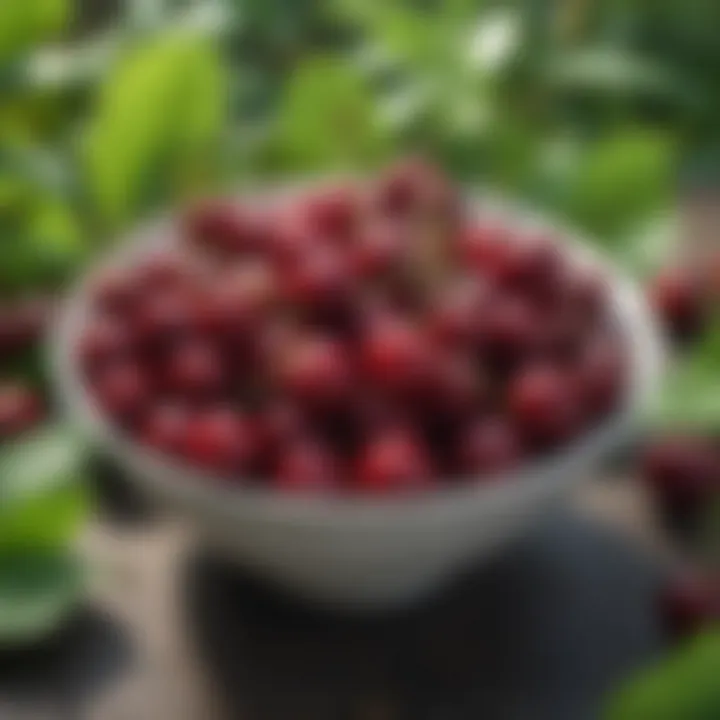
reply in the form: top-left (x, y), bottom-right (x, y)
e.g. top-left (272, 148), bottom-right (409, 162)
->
top-left (51, 189), bottom-right (664, 609)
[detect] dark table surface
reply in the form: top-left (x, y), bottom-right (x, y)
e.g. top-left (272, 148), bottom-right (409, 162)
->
top-left (0, 485), bottom-right (668, 720)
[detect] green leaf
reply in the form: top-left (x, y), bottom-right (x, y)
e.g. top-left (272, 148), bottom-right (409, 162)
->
top-left (274, 56), bottom-right (388, 170)
top-left (0, 426), bottom-right (88, 552)
top-left (0, 0), bottom-right (69, 63)
top-left (606, 631), bottom-right (720, 720)
top-left (84, 30), bottom-right (228, 228)
top-left (544, 47), bottom-right (691, 103)
top-left (0, 552), bottom-right (83, 647)
top-left (651, 319), bottom-right (720, 432)
top-left (564, 128), bottom-right (677, 240)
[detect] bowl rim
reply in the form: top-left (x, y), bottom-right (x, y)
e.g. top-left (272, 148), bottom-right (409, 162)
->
top-left (49, 182), bottom-right (665, 523)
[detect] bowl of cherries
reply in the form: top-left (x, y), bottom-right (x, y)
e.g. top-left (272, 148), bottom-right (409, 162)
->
top-left (53, 160), bottom-right (662, 607)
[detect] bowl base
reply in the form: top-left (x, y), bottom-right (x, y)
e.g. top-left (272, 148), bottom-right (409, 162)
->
top-left (185, 510), bottom-right (666, 720)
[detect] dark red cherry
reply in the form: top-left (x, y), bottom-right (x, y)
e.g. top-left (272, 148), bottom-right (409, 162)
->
top-left (141, 403), bottom-right (190, 455)
top-left (279, 336), bottom-right (353, 408)
top-left (274, 437), bottom-right (340, 492)
top-left (354, 428), bottom-right (432, 494)
top-left (0, 383), bottom-right (44, 439)
top-left (457, 416), bottom-right (523, 476)
top-left (183, 408), bottom-right (255, 475)
top-left (508, 365), bottom-right (582, 446)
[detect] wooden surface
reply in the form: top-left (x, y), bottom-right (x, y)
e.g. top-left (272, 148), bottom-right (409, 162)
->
top-left (0, 479), bottom-right (670, 720)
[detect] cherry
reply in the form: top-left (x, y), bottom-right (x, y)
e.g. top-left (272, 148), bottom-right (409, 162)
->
top-left (184, 201), bottom-right (267, 255)
top-left (352, 221), bottom-right (407, 279)
top-left (575, 336), bottom-right (626, 418)
top-left (93, 361), bottom-right (148, 420)
top-left (660, 570), bottom-right (720, 639)
top-left (92, 268), bottom-right (140, 315)
top-left (642, 437), bottom-right (719, 510)
top-left (140, 403), bottom-right (190, 455)
top-left (427, 279), bottom-right (489, 348)
top-left (274, 437), bottom-right (340, 492)
top-left (183, 408), bottom-right (255, 475)
top-left (279, 336), bottom-right (352, 408)
top-left (0, 383), bottom-right (44, 439)
top-left (361, 314), bottom-right (432, 393)
top-left (134, 290), bottom-right (195, 348)
top-left (426, 354), bottom-right (488, 419)
top-left (268, 218), bottom-right (315, 268)
top-left (477, 295), bottom-right (537, 367)
top-left (351, 392), bottom-right (406, 439)
top-left (285, 243), bottom-right (354, 312)
top-left (649, 269), bottom-right (706, 342)
top-left (257, 401), bottom-right (305, 457)
top-left (499, 237), bottom-right (564, 294)
top-left (354, 428), bottom-right (432, 494)
top-left (458, 223), bottom-right (512, 276)
top-left (134, 252), bottom-right (192, 290)
top-left (457, 416), bottom-right (523, 476)
top-left (79, 317), bottom-right (132, 371)
top-left (198, 262), bottom-right (276, 342)
top-left (534, 306), bottom-right (585, 363)
top-left (376, 158), bottom-right (455, 219)
top-left (567, 268), bottom-right (608, 321)
top-left (166, 341), bottom-right (225, 397)
top-left (303, 186), bottom-right (359, 241)
top-left (0, 297), bottom-right (53, 356)
top-left (508, 365), bottom-right (582, 446)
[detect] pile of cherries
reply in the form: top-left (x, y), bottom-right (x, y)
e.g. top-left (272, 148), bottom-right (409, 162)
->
top-left (77, 159), bottom-right (627, 494)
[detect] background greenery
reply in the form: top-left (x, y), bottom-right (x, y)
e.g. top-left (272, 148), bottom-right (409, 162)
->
top-left (0, 0), bottom-right (719, 711)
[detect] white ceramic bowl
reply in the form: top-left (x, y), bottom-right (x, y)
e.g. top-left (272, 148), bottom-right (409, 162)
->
top-left (51, 189), bottom-right (664, 609)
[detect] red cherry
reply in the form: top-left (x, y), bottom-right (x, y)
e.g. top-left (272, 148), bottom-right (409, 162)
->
top-left (354, 429), bottom-right (432, 494)
top-left (426, 354), bottom-right (488, 419)
top-left (183, 408), bottom-right (255, 475)
top-left (166, 341), bottom-right (225, 397)
top-left (268, 218), bottom-right (315, 268)
top-left (376, 158), bottom-right (455, 218)
top-left (134, 290), bottom-right (194, 347)
top-left (198, 262), bottom-right (276, 341)
top-left (498, 237), bottom-right (564, 294)
top-left (303, 186), bottom-right (359, 241)
top-left (94, 361), bottom-right (148, 420)
top-left (134, 252), bottom-right (192, 290)
top-left (575, 337), bottom-right (626, 418)
top-left (642, 437), bottom-right (719, 510)
top-left (279, 336), bottom-right (353, 408)
top-left (477, 295), bottom-right (537, 366)
top-left (427, 279), bottom-right (490, 347)
top-left (91, 268), bottom-right (140, 315)
top-left (285, 243), bottom-right (354, 311)
top-left (649, 269), bottom-right (706, 342)
top-left (508, 365), bottom-right (582, 446)
top-left (184, 201), bottom-right (266, 255)
top-left (660, 570), bottom-right (720, 639)
top-left (79, 317), bottom-right (132, 370)
top-left (457, 223), bottom-right (512, 276)
top-left (0, 383), bottom-right (44, 438)
top-left (567, 268), bottom-right (608, 320)
top-left (257, 401), bottom-right (305, 455)
top-left (533, 300), bottom-right (587, 363)
top-left (352, 221), bottom-right (407, 278)
top-left (274, 438), bottom-right (340, 492)
top-left (140, 403), bottom-right (190, 455)
top-left (0, 297), bottom-right (54, 356)
top-left (361, 315), bottom-right (432, 392)
top-left (457, 416), bottom-right (523, 476)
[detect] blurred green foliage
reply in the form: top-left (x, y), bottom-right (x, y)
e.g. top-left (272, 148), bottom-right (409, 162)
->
top-left (606, 630), bottom-right (720, 719)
